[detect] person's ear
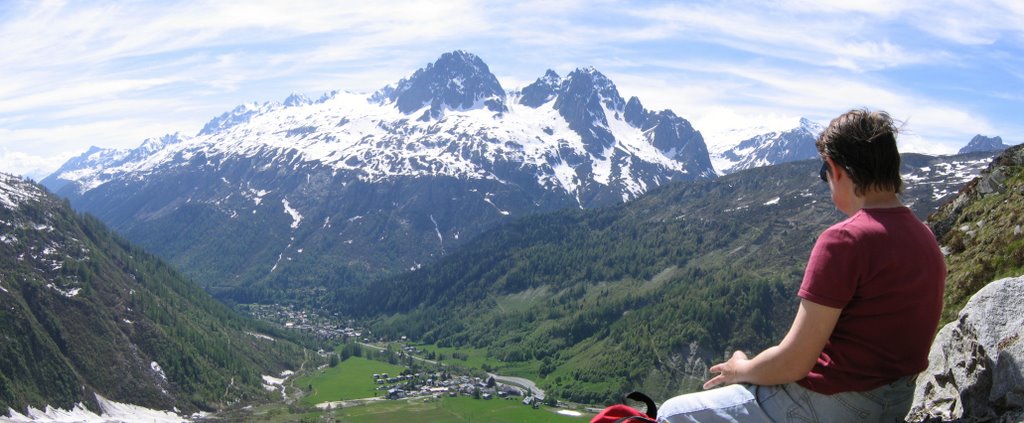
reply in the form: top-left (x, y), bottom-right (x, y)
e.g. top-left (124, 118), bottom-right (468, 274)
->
top-left (825, 157), bottom-right (843, 181)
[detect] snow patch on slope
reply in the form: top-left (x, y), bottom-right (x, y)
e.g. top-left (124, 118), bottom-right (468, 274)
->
top-left (45, 283), bottom-right (80, 298)
top-left (281, 198), bottom-right (302, 229)
top-left (3, 394), bottom-right (198, 423)
top-left (262, 372), bottom-right (292, 400)
top-left (1, 173), bottom-right (46, 210)
top-left (150, 361), bottom-right (167, 381)
top-left (429, 214), bottom-right (444, 252)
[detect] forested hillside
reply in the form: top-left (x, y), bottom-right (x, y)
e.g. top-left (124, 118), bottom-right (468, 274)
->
top-left (337, 152), bottom-right (994, 404)
top-left (0, 174), bottom-right (305, 415)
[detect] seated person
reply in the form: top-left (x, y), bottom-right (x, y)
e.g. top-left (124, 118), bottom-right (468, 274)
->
top-left (658, 109), bottom-right (946, 423)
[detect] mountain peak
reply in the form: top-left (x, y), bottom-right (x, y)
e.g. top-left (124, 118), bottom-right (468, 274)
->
top-left (562, 67), bottom-right (624, 112)
top-left (519, 70), bottom-right (561, 107)
top-left (134, 133), bottom-right (188, 160)
top-left (548, 67), bottom-right (631, 157)
top-left (799, 117), bottom-right (822, 132)
top-left (197, 102), bottom-right (264, 136)
top-left (283, 93), bottom-right (312, 107)
top-left (959, 134), bottom-right (1009, 154)
top-left (383, 50), bottom-right (507, 121)
top-left (439, 49), bottom-right (482, 67)
top-left (712, 117), bottom-right (824, 174)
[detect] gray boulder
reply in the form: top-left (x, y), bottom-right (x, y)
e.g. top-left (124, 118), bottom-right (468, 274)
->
top-left (908, 275), bottom-right (1024, 422)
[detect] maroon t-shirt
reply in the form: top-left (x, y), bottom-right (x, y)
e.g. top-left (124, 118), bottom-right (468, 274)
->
top-left (797, 207), bottom-right (945, 395)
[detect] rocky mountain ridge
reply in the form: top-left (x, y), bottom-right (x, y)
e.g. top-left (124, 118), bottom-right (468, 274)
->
top-left (710, 117), bottom-right (824, 174)
top-left (958, 135), bottom-right (1010, 155)
top-left (45, 51), bottom-right (713, 206)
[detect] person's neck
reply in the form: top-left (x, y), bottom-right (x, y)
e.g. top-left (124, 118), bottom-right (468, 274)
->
top-left (857, 190), bottom-right (903, 210)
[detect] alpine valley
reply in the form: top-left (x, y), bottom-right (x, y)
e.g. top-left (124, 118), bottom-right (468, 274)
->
top-left (333, 150), bottom-right (999, 404)
top-left (34, 50), bottom-right (1016, 408)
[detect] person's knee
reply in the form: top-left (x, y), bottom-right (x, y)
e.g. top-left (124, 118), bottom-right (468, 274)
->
top-left (657, 385), bottom-right (759, 421)
top-left (658, 393), bottom-right (699, 416)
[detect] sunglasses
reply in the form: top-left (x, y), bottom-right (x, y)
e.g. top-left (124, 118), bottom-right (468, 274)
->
top-left (819, 162), bottom-right (829, 182)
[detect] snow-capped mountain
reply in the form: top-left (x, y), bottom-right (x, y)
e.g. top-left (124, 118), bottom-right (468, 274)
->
top-left (707, 117), bottom-right (824, 174)
top-left (48, 51), bottom-right (712, 206)
top-left (41, 51), bottom-right (714, 301)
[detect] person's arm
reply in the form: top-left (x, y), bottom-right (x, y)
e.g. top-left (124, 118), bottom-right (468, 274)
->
top-left (703, 299), bottom-right (841, 389)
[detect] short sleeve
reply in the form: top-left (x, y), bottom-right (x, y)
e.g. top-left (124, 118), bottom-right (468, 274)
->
top-left (798, 226), bottom-right (861, 308)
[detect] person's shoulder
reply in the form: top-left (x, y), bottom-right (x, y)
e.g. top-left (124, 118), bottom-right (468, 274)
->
top-left (822, 209), bottom-right (886, 240)
top-left (820, 221), bottom-right (857, 244)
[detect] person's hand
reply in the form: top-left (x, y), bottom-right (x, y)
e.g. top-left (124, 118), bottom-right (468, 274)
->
top-left (703, 350), bottom-right (749, 390)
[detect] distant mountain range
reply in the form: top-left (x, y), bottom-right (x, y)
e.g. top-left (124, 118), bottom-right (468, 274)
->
top-left (46, 51), bottom-right (714, 204)
top-left (708, 117), bottom-right (824, 174)
top-left (33, 51), bottom-right (734, 302)
top-left (0, 173), bottom-right (302, 416)
top-left (38, 50), bottom-right (1008, 305)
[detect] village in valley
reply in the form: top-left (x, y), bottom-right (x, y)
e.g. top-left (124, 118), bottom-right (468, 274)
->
top-left (368, 372), bottom-right (535, 404)
top-left (242, 302), bottom-right (562, 412)
top-left (242, 303), bottom-right (356, 340)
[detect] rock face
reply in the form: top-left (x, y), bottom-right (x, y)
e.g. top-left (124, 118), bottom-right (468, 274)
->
top-left (908, 275), bottom-right (1024, 422)
top-left (958, 135), bottom-right (1010, 155)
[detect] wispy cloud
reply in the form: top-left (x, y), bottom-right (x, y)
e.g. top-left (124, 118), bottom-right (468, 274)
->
top-left (0, 0), bottom-right (1020, 177)
top-left (626, 3), bottom-right (946, 72)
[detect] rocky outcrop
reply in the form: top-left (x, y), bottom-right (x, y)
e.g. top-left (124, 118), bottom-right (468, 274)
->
top-left (908, 275), bottom-right (1024, 422)
top-left (929, 144), bottom-right (1024, 242)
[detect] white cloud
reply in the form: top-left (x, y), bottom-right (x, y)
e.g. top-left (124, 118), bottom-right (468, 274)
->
top-left (0, 0), bottom-right (1018, 174)
top-left (774, 0), bottom-right (923, 17)
top-left (0, 117), bottom-right (193, 176)
top-left (904, 0), bottom-right (1024, 45)
top-left (0, 149), bottom-right (74, 180)
top-left (605, 54), bottom-right (992, 155)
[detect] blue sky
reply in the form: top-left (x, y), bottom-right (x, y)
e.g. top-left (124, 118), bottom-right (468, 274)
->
top-left (1, 0), bottom-right (1021, 179)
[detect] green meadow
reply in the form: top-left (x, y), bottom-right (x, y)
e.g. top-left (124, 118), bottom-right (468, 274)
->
top-left (411, 343), bottom-right (494, 369)
top-left (271, 348), bottom-right (592, 422)
top-left (295, 356), bottom-right (406, 405)
top-left (328, 396), bottom-right (586, 423)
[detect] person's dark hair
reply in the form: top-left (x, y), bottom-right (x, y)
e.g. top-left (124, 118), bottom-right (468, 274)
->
top-left (816, 108), bottom-right (903, 195)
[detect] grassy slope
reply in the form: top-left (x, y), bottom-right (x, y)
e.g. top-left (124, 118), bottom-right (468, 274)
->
top-left (928, 145), bottom-right (1024, 324)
